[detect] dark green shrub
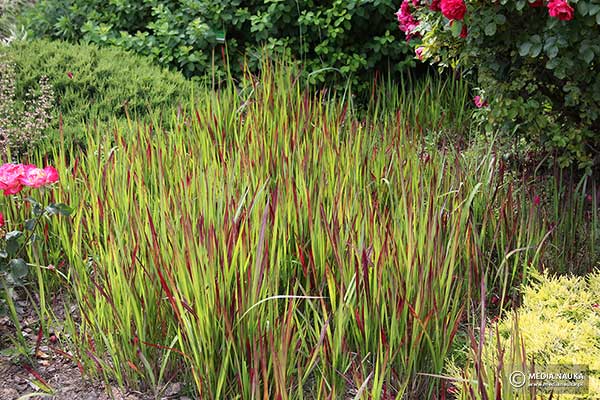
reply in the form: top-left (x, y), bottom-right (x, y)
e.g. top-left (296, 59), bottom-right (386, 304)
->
top-left (0, 39), bottom-right (192, 154)
top-left (22, 0), bottom-right (415, 93)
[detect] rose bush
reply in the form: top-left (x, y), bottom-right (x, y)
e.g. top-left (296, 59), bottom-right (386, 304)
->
top-left (397, 0), bottom-right (600, 169)
top-left (0, 162), bottom-right (69, 317)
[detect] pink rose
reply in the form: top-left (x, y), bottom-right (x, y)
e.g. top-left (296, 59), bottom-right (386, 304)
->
top-left (20, 165), bottom-right (49, 188)
top-left (415, 47), bottom-right (425, 60)
top-left (396, 0), bottom-right (420, 39)
top-left (440, 0), bottom-right (467, 20)
top-left (0, 163), bottom-right (25, 195)
top-left (19, 165), bottom-right (59, 188)
top-left (43, 166), bottom-right (59, 185)
top-left (547, 0), bottom-right (574, 20)
top-left (0, 212), bottom-right (4, 228)
top-left (0, 163), bottom-right (59, 194)
top-left (473, 96), bottom-right (488, 108)
top-left (430, 0), bottom-right (441, 11)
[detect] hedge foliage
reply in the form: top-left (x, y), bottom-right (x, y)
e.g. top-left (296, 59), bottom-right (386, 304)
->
top-left (22, 0), bottom-right (415, 92)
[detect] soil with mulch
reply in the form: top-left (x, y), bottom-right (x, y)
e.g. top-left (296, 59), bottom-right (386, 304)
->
top-left (0, 292), bottom-right (186, 400)
top-left (0, 348), bottom-right (152, 400)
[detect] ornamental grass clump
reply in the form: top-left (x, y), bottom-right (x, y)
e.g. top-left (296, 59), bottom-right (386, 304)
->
top-left (47, 59), bottom-right (550, 399)
top-left (540, 171), bottom-right (600, 274)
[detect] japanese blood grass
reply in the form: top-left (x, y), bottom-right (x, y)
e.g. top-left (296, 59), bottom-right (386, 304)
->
top-left (365, 73), bottom-right (471, 143)
top-left (444, 314), bottom-right (530, 400)
top-left (47, 60), bottom-right (550, 399)
top-left (542, 169), bottom-right (599, 275)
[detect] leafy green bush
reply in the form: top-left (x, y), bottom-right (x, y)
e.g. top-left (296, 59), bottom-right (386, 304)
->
top-left (0, 39), bottom-right (192, 154)
top-left (400, 0), bottom-right (600, 169)
top-left (22, 0), bottom-right (414, 93)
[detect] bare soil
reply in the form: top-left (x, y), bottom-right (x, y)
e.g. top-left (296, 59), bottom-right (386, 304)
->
top-left (0, 346), bottom-right (150, 400)
top-left (0, 292), bottom-right (185, 400)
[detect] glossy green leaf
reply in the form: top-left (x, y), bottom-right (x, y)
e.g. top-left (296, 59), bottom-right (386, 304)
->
top-left (24, 218), bottom-right (37, 231)
top-left (450, 20), bottom-right (463, 38)
top-left (484, 22), bottom-right (497, 36)
top-left (9, 258), bottom-right (28, 280)
top-left (580, 46), bottom-right (595, 64)
top-left (519, 42), bottom-right (532, 56)
top-left (45, 203), bottom-right (73, 217)
top-left (546, 45), bottom-right (559, 59)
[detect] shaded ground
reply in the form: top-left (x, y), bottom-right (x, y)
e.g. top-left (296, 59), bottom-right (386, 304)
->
top-left (0, 348), bottom-right (151, 400)
top-left (0, 293), bottom-right (185, 400)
